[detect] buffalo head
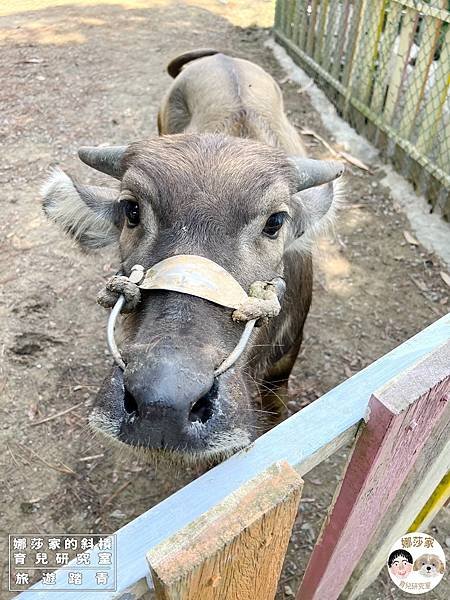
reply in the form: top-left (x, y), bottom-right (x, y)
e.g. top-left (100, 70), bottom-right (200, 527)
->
top-left (42, 133), bottom-right (343, 464)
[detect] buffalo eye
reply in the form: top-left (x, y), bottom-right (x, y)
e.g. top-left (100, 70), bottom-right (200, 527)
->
top-left (123, 200), bottom-right (140, 228)
top-left (263, 212), bottom-right (288, 239)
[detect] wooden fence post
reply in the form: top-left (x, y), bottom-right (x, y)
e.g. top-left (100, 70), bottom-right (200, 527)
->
top-left (342, 404), bottom-right (450, 599)
top-left (296, 339), bottom-right (450, 600)
top-left (147, 461), bottom-right (303, 600)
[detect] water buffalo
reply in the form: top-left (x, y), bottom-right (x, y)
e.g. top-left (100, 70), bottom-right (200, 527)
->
top-left (42, 49), bottom-right (344, 464)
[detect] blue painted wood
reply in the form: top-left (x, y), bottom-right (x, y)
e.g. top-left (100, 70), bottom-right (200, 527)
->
top-left (17, 314), bottom-right (450, 599)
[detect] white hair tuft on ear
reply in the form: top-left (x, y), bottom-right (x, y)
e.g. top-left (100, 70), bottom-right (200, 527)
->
top-left (286, 175), bottom-right (346, 255)
top-left (41, 168), bottom-right (120, 249)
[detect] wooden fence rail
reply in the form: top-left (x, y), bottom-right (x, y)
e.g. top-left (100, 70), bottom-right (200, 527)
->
top-left (148, 462), bottom-right (303, 600)
top-left (299, 337), bottom-right (450, 599)
top-left (16, 314), bottom-right (450, 599)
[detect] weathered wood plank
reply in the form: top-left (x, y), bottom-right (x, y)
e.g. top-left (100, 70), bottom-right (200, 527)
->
top-left (436, 116), bottom-right (450, 175)
top-left (279, 0), bottom-right (288, 34)
top-left (306, 0), bottom-right (319, 56)
top-left (148, 461), bottom-right (303, 600)
top-left (392, 0), bottom-right (450, 23)
top-left (352, 0), bottom-right (387, 105)
top-left (342, 0), bottom-right (366, 90)
top-left (398, 4), bottom-right (445, 139)
top-left (370, 1), bottom-right (403, 114)
top-left (297, 340), bottom-right (450, 600)
top-left (415, 25), bottom-right (450, 156)
top-left (285, 0), bottom-right (296, 37)
top-left (291, 0), bottom-right (303, 46)
top-left (17, 315), bottom-right (450, 599)
top-left (384, 8), bottom-right (418, 124)
top-left (342, 402), bottom-right (450, 599)
top-left (297, 0), bottom-right (310, 50)
top-left (321, 0), bottom-right (340, 73)
top-left (313, 0), bottom-right (329, 65)
top-left (274, 0), bottom-right (283, 31)
top-left (331, 0), bottom-right (351, 80)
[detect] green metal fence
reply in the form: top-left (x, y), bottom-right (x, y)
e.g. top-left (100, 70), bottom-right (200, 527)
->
top-left (274, 0), bottom-right (450, 219)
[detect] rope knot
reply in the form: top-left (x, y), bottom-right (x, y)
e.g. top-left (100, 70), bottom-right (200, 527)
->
top-left (97, 275), bottom-right (141, 313)
top-left (232, 280), bottom-right (283, 325)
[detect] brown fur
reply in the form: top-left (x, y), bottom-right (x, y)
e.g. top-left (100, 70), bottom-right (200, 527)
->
top-left (42, 50), bottom-right (342, 462)
top-left (158, 52), bottom-right (307, 155)
top-left (157, 51), bottom-right (312, 418)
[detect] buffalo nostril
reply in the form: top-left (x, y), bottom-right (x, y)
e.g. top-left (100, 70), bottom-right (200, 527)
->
top-left (123, 388), bottom-right (138, 415)
top-left (189, 396), bottom-right (213, 424)
top-left (189, 379), bottom-right (218, 424)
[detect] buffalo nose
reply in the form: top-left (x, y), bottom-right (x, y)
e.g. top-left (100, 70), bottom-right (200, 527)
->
top-left (121, 354), bottom-right (218, 446)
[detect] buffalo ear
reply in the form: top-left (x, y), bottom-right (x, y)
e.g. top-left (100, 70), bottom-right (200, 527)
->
top-left (41, 168), bottom-right (122, 249)
top-left (286, 176), bottom-right (345, 252)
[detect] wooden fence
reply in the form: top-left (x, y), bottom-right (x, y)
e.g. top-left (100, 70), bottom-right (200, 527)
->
top-left (274, 0), bottom-right (450, 220)
top-left (16, 314), bottom-right (450, 599)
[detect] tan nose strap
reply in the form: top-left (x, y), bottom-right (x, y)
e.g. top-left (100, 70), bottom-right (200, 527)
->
top-left (137, 255), bottom-right (250, 308)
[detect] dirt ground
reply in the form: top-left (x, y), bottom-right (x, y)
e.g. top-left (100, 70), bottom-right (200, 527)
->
top-left (1, 1), bottom-right (449, 599)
